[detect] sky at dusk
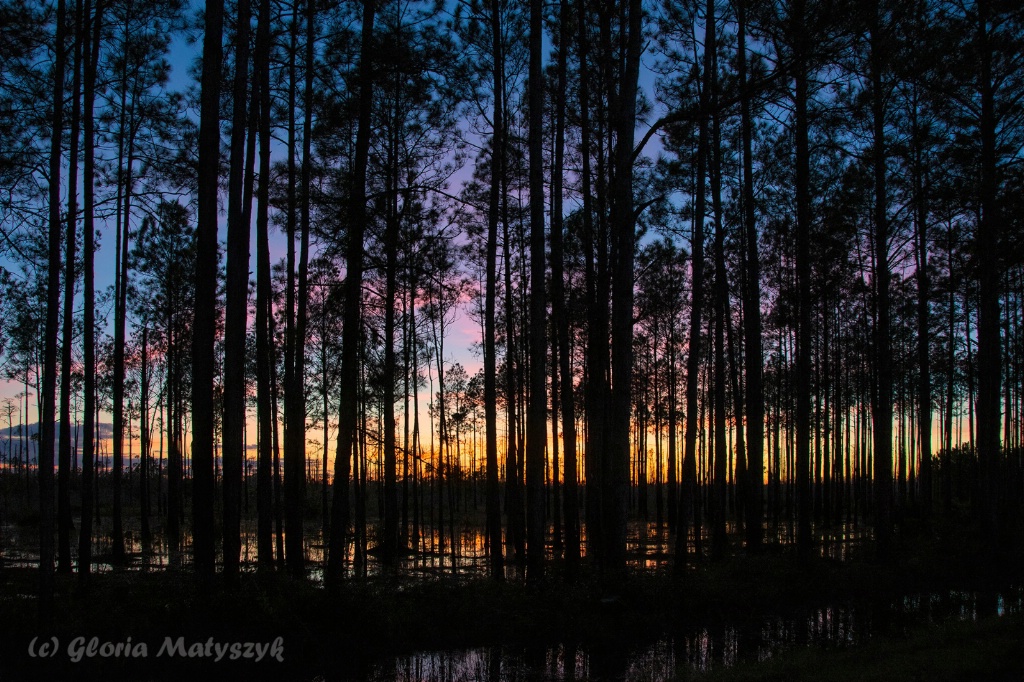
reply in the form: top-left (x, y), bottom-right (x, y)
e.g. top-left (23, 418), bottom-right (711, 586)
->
top-left (0, 5), bottom-right (670, 464)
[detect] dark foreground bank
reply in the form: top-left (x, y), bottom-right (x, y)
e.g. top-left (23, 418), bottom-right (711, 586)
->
top-left (0, 531), bottom-right (1020, 681)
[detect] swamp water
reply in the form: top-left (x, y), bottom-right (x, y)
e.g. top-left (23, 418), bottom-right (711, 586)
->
top-left (0, 519), bottom-right (873, 578)
top-left (360, 589), bottom-right (1021, 681)
top-left (2, 520), bottom-right (1017, 680)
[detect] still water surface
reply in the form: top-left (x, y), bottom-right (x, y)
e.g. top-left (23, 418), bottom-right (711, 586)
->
top-left (3, 519), bottom-right (1016, 680)
top-left (364, 590), bottom-right (1020, 681)
top-left (0, 518), bottom-right (874, 578)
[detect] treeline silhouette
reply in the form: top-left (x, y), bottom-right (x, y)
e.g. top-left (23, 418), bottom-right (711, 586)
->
top-left (0, 0), bottom-right (1022, 612)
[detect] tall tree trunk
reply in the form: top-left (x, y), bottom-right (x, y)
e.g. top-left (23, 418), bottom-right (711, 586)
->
top-left (78, 0), bottom-right (102, 587)
top-left (283, 0), bottom-right (299, 574)
top-left (793, 0), bottom-right (813, 556)
top-left (283, 0), bottom-right (315, 579)
top-left (606, 0), bottom-right (642, 576)
top-left (708, 0), bottom-right (728, 561)
top-left (223, 0), bottom-right (253, 587)
top-left (975, 0), bottom-right (1002, 552)
top-left (595, 0), bottom-right (614, 572)
top-left (111, 69), bottom-right (135, 566)
top-left (675, 0), bottom-right (711, 572)
top-left (869, 0), bottom-right (893, 560)
top-left (550, 0), bottom-right (579, 579)
top-left (297, 0), bottom-right (316, 576)
top-left (192, 0), bottom-right (225, 582)
top-left (58, 0), bottom-right (83, 575)
top-left (526, 0), bottom-right (548, 585)
top-left (40, 0), bottom-right (67, 619)
top-left (738, 0), bottom-right (763, 551)
top-left (255, 0), bottom-right (274, 569)
top-left (328, 0), bottom-right (375, 586)
top-left (484, 0), bottom-right (505, 582)
top-left (912, 85), bottom-right (931, 524)
top-left (576, 0), bottom-right (604, 565)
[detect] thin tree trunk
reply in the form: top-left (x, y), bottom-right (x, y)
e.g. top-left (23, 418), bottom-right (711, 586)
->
top-left (167, 300), bottom-right (181, 558)
top-left (550, 332), bottom-right (562, 552)
top-left (738, 0), bottom-right (763, 551)
top-left (596, 1), bottom-right (615, 572)
top-left (793, 0), bottom-right (813, 556)
top-left (668, 318), bottom-right (678, 533)
top-left (411, 280), bottom-right (422, 555)
top-left (912, 89), bottom-right (931, 523)
top-left (140, 324), bottom-right (151, 546)
top-left (575, 0), bottom-right (603, 566)
top-left (223, 0), bottom-right (253, 587)
top-left (708, 0), bottom-right (728, 561)
top-left (40, 0), bottom-right (67, 619)
top-left (484, 0), bottom-right (505, 582)
top-left (526, 0), bottom-right (547, 585)
top-left (272, 325), bottom-right (285, 569)
top-left (869, 0), bottom-right (893, 559)
top-left (381, 147), bottom-right (399, 568)
top-left (675, 0), bottom-right (711, 572)
top-left (282, 0), bottom-right (314, 579)
top-left (322, 320), bottom-right (330, 541)
top-left (551, 0), bottom-right (580, 579)
top-left (78, 0), bottom-right (103, 587)
top-left (111, 59), bottom-right (136, 566)
top-left (503, 180), bottom-right (524, 567)
top-left (255, 0), bottom-right (274, 569)
top-left (328, 0), bottom-right (376, 586)
top-left (727, 293), bottom-right (747, 531)
top-left (58, 0), bottom-right (83, 575)
top-left (282, 0), bottom-right (299, 574)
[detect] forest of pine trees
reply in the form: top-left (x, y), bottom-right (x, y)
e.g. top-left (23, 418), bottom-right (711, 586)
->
top-left (1, 0), bottom-right (1022, 603)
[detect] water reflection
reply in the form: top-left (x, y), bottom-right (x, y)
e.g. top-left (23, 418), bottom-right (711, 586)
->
top-left (366, 589), bottom-right (1023, 681)
top-left (0, 517), bottom-right (873, 578)
top-left (2, 520), bottom-right (1018, 680)
top-left (369, 645), bottom-right (596, 682)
